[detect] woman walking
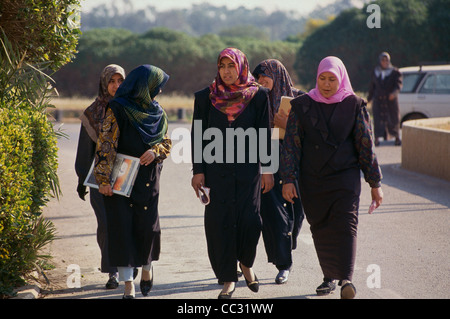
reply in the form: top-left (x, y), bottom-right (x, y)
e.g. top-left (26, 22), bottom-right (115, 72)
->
top-left (94, 65), bottom-right (172, 299)
top-left (252, 59), bottom-right (305, 284)
top-left (75, 64), bottom-right (125, 289)
top-left (281, 56), bottom-right (383, 299)
top-left (368, 52), bottom-right (403, 146)
top-left (191, 48), bottom-right (274, 299)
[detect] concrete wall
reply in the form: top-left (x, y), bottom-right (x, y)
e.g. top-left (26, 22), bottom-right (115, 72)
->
top-left (401, 117), bottom-right (450, 182)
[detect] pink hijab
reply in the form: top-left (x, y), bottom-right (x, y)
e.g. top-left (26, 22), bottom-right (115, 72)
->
top-left (308, 56), bottom-right (355, 104)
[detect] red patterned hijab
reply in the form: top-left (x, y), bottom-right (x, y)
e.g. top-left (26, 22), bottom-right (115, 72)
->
top-left (209, 48), bottom-right (259, 122)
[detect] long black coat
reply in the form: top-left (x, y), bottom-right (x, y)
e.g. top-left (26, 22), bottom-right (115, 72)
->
top-left (103, 101), bottom-right (162, 268)
top-left (191, 87), bottom-right (271, 282)
top-left (368, 68), bottom-right (402, 139)
top-left (281, 94), bottom-right (382, 281)
top-left (75, 125), bottom-right (116, 274)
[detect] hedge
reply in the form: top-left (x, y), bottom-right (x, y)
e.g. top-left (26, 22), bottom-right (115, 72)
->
top-left (0, 107), bottom-right (58, 298)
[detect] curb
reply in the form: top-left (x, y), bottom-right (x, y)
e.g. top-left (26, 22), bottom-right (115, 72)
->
top-left (11, 285), bottom-right (40, 299)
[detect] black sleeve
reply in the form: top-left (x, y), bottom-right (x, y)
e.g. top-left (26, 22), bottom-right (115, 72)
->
top-left (191, 88), bottom-right (210, 175)
top-left (255, 88), bottom-right (272, 172)
top-left (74, 125), bottom-right (96, 186)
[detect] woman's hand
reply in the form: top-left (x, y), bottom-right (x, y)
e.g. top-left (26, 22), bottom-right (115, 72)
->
top-left (274, 109), bottom-right (289, 129)
top-left (282, 183), bottom-right (298, 204)
top-left (261, 173), bottom-right (274, 194)
top-left (191, 173), bottom-right (205, 197)
top-left (140, 150), bottom-right (156, 166)
top-left (99, 184), bottom-right (113, 196)
top-left (371, 187), bottom-right (383, 208)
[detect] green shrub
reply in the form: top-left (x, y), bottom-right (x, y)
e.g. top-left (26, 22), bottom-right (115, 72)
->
top-left (0, 26), bottom-right (64, 298)
top-left (0, 108), bottom-right (34, 296)
top-left (0, 106), bottom-right (60, 298)
top-left (29, 112), bottom-right (60, 213)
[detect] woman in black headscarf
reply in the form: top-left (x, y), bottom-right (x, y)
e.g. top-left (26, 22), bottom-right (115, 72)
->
top-left (75, 64), bottom-right (125, 289)
top-left (252, 59), bottom-right (305, 284)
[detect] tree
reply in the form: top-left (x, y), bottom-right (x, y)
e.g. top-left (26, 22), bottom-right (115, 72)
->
top-left (52, 27), bottom-right (301, 97)
top-left (295, 0), bottom-right (448, 92)
top-left (0, 0), bottom-right (81, 70)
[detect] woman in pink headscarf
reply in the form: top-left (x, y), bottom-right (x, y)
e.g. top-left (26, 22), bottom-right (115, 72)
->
top-left (280, 56), bottom-right (383, 299)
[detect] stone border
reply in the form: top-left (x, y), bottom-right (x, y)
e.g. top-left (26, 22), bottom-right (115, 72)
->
top-left (401, 117), bottom-right (450, 182)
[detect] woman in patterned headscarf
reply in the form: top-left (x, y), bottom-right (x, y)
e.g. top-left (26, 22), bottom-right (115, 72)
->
top-left (253, 59), bottom-right (303, 128)
top-left (75, 64), bottom-right (125, 290)
top-left (191, 48), bottom-right (274, 299)
top-left (252, 59), bottom-right (305, 285)
top-left (94, 65), bottom-right (172, 299)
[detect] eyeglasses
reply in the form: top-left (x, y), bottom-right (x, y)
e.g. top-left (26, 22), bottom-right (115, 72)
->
top-left (198, 186), bottom-right (210, 205)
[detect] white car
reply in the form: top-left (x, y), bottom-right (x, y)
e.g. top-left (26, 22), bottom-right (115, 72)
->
top-left (398, 64), bottom-right (450, 123)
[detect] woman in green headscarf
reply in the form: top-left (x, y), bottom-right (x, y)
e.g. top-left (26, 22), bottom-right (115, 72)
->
top-left (94, 65), bottom-right (172, 299)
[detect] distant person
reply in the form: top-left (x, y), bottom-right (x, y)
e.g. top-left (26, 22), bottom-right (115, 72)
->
top-left (191, 48), bottom-right (274, 299)
top-left (252, 59), bottom-right (305, 284)
top-left (368, 52), bottom-right (403, 146)
top-left (281, 56), bottom-right (383, 299)
top-left (94, 65), bottom-right (172, 299)
top-left (75, 64), bottom-right (125, 290)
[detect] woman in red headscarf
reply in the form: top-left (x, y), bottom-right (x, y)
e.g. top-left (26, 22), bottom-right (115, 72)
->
top-left (281, 56), bottom-right (383, 299)
top-left (191, 48), bottom-right (274, 299)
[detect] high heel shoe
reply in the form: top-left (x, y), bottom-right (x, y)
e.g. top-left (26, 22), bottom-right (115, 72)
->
top-left (239, 263), bottom-right (259, 293)
top-left (140, 267), bottom-right (153, 296)
top-left (218, 287), bottom-right (235, 299)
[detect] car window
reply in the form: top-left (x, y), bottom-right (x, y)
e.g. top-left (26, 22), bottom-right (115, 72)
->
top-left (419, 74), bottom-right (435, 93)
top-left (435, 74), bottom-right (450, 94)
top-left (419, 73), bottom-right (450, 94)
top-left (401, 73), bottom-right (423, 93)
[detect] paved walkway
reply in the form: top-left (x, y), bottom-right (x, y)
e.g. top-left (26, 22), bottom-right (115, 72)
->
top-left (39, 122), bottom-right (450, 300)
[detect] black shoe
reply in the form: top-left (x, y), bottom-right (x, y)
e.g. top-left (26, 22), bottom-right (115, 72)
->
top-left (122, 295), bottom-right (135, 299)
top-left (275, 269), bottom-right (290, 284)
top-left (340, 282), bottom-right (356, 299)
top-left (316, 279), bottom-right (336, 296)
top-left (239, 263), bottom-right (259, 293)
top-left (140, 267), bottom-right (153, 296)
top-left (395, 138), bottom-right (402, 146)
top-left (218, 287), bottom-right (235, 299)
top-left (105, 276), bottom-right (119, 289)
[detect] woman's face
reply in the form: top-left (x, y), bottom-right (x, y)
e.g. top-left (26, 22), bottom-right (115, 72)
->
top-left (219, 57), bottom-right (239, 86)
top-left (317, 71), bottom-right (339, 98)
top-left (257, 75), bottom-right (274, 91)
top-left (107, 73), bottom-right (124, 97)
top-left (380, 56), bottom-right (390, 69)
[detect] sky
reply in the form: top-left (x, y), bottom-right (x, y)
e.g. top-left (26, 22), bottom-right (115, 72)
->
top-left (80, 0), bottom-right (340, 15)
